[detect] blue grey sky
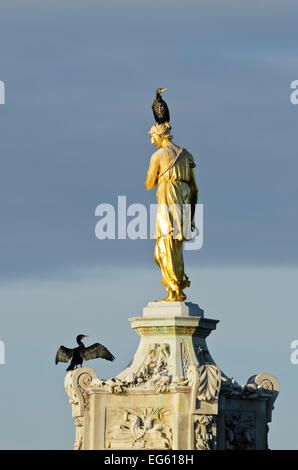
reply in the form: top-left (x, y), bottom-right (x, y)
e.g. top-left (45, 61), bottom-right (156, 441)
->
top-left (0, 0), bottom-right (297, 449)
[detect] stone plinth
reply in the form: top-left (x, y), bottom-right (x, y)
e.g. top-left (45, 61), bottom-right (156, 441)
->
top-left (65, 301), bottom-right (279, 450)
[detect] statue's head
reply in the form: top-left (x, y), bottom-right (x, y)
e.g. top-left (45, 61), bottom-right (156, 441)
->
top-left (148, 122), bottom-right (173, 148)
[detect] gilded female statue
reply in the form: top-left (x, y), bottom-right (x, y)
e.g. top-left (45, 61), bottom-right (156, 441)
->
top-left (145, 123), bottom-right (198, 302)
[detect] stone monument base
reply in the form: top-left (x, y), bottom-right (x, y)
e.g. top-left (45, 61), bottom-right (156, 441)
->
top-left (65, 301), bottom-right (279, 450)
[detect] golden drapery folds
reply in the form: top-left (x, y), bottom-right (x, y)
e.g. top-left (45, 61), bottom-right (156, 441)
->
top-left (146, 124), bottom-right (198, 301)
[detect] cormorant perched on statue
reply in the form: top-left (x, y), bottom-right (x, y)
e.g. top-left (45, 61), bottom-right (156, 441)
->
top-left (55, 334), bottom-right (115, 371)
top-left (152, 88), bottom-right (170, 124)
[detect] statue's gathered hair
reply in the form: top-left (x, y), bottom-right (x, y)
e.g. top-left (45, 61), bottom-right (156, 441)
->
top-left (148, 122), bottom-right (173, 141)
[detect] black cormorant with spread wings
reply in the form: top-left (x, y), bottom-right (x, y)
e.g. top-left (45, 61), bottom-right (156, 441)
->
top-left (55, 334), bottom-right (115, 371)
top-left (152, 88), bottom-right (170, 124)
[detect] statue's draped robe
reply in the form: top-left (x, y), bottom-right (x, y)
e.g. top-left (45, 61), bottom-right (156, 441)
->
top-left (145, 143), bottom-right (198, 293)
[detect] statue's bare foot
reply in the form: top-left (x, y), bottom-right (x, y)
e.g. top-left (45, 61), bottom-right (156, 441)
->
top-left (176, 290), bottom-right (186, 302)
top-left (159, 290), bottom-right (176, 302)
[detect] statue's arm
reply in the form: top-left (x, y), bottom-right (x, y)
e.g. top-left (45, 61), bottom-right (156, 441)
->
top-left (145, 153), bottom-right (160, 191)
top-left (189, 167), bottom-right (199, 224)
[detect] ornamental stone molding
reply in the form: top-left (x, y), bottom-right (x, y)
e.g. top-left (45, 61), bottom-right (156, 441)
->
top-left (64, 301), bottom-right (279, 450)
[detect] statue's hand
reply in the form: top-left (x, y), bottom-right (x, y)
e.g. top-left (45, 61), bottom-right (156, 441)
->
top-left (191, 222), bottom-right (199, 236)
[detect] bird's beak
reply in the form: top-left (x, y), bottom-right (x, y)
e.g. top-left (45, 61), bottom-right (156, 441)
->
top-left (83, 335), bottom-right (89, 338)
top-left (161, 88), bottom-right (167, 93)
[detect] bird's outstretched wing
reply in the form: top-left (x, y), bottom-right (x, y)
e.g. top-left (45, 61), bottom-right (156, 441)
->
top-left (83, 343), bottom-right (115, 362)
top-left (55, 346), bottom-right (73, 364)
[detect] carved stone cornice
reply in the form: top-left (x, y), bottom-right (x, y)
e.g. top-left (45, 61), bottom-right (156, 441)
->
top-left (135, 326), bottom-right (196, 336)
top-left (130, 315), bottom-right (218, 339)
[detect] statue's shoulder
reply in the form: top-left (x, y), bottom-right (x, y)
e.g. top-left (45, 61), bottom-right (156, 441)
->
top-left (182, 148), bottom-right (196, 168)
top-left (151, 147), bottom-right (167, 161)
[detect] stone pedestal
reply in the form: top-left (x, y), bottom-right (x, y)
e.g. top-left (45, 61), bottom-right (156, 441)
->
top-left (65, 301), bottom-right (279, 450)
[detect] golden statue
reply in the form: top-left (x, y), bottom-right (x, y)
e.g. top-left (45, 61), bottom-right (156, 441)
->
top-left (145, 122), bottom-right (198, 302)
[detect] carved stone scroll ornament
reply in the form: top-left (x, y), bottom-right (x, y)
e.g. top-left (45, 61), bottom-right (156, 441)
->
top-left (194, 415), bottom-right (216, 450)
top-left (64, 367), bottom-right (97, 450)
top-left (64, 367), bottom-right (97, 417)
top-left (246, 373), bottom-right (280, 422)
top-left (246, 373), bottom-right (280, 396)
top-left (106, 407), bottom-right (173, 450)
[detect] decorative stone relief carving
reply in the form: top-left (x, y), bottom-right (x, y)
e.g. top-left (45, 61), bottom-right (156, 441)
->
top-left (74, 417), bottom-right (84, 450)
top-left (106, 407), bottom-right (172, 449)
top-left (221, 372), bottom-right (280, 412)
top-left (220, 375), bottom-right (242, 396)
top-left (181, 341), bottom-right (192, 376)
top-left (197, 364), bottom-right (221, 402)
top-left (137, 343), bottom-right (170, 381)
top-left (194, 415), bottom-right (216, 450)
top-left (225, 413), bottom-right (255, 450)
top-left (90, 376), bottom-right (129, 394)
top-left (90, 343), bottom-right (188, 394)
top-left (91, 371), bottom-right (188, 395)
top-left (187, 364), bottom-right (221, 414)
